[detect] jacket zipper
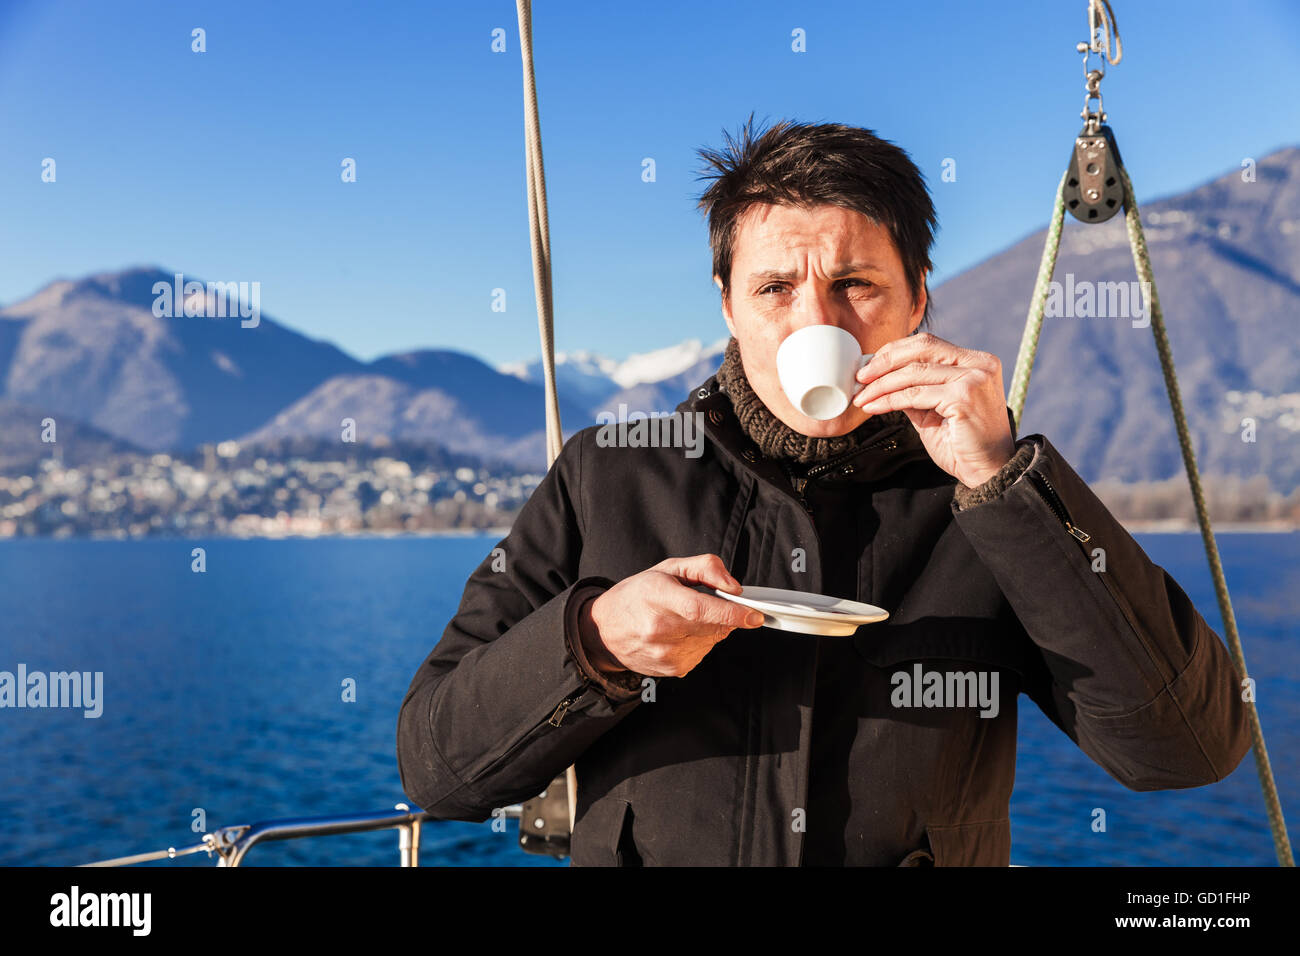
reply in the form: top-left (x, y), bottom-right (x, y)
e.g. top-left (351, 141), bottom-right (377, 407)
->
top-left (1028, 471), bottom-right (1173, 689)
top-left (1028, 470), bottom-right (1091, 542)
top-left (781, 436), bottom-right (899, 511)
top-left (548, 692), bottom-right (585, 726)
top-left (806, 435), bottom-right (898, 478)
top-left (472, 688), bottom-right (588, 784)
top-left (773, 430), bottom-right (896, 867)
top-left (784, 467), bottom-right (812, 511)
top-left (469, 688), bottom-right (589, 784)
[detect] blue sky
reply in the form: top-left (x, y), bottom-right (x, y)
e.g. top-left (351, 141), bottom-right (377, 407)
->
top-left (1, 0), bottom-right (1297, 367)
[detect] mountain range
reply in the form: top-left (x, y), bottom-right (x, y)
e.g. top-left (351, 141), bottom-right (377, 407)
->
top-left (1, 145), bottom-right (1296, 490)
top-left (935, 145), bottom-right (1300, 491)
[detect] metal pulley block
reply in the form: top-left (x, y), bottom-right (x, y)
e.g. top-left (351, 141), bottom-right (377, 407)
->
top-left (1065, 124), bottom-right (1125, 223)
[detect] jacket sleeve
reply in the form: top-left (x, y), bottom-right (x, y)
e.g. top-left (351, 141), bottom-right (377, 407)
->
top-left (396, 427), bottom-right (645, 821)
top-left (950, 432), bottom-right (1252, 792)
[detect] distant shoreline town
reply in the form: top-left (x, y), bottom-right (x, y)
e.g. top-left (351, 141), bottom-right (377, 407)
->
top-left (0, 440), bottom-right (1295, 539)
top-left (0, 440), bottom-right (540, 539)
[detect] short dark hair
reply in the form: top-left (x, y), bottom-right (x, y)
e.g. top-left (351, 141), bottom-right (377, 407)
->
top-left (694, 113), bottom-right (937, 329)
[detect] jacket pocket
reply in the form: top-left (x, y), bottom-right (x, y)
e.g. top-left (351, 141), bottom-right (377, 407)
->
top-left (572, 797), bottom-right (634, 867)
top-left (614, 801), bottom-right (643, 866)
top-left (924, 819), bottom-right (1011, 866)
top-left (462, 688), bottom-right (589, 785)
top-left (897, 847), bottom-right (935, 866)
top-left (852, 617), bottom-right (1024, 821)
top-left (852, 616), bottom-right (1031, 677)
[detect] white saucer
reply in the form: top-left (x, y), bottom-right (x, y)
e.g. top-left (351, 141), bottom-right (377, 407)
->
top-left (713, 586), bottom-right (889, 636)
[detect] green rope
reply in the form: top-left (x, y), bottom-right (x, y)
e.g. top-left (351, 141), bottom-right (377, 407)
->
top-left (1118, 165), bottom-right (1292, 867)
top-left (1008, 161), bottom-right (1293, 867)
top-left (1007, 170), bottom-right (1068, 430)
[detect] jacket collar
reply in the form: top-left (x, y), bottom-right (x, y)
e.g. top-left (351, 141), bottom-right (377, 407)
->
top-left (678, 375), bottom-right (935, 491)
top-left (676, 376), bottom-right (1021, 494)
top-left (713, 335), bottom-right (910, 464)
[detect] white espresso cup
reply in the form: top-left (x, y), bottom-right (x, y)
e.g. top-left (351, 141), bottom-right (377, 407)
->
top-left (775, 325), bottom-right (873, 420)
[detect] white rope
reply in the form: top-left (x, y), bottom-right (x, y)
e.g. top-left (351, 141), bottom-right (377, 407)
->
top-left (516, 0), bottom-right (563, 468)
top-left (515, 0), bottom-right (577, 836)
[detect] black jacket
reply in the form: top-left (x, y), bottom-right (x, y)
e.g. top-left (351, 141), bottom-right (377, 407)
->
top-left (396, 373), bottom-right (1252, 865)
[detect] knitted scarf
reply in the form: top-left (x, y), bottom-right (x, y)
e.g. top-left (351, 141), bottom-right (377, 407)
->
top-left (713, 336), bottom-right (911, 464)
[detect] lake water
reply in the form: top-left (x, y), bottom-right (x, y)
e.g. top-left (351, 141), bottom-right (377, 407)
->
top-left (0, 533), bottom-right (1295, 866)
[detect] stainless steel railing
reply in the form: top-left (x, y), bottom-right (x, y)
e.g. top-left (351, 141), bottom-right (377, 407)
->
top-left (79, 804), bottom-right (525, 867)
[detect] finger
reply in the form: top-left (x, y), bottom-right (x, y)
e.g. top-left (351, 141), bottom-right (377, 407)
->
top-left (669, 588), bottom-right (764, 632)
top-left (856, 382), bottom-right (959, 416)
top-left (653, 553), bottom-right (742, 593)
top-left (853, 362), bottom-right (966, 407)
top-left (857, 332), bottom-right (969, 384)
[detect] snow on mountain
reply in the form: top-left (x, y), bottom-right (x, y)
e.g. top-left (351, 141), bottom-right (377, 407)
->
top-left (608, 337), bottom-right (729, 388)
top-left (498, 349), bottom-right (624, 405)
top-left (498, 336), bottom-right (729, 406)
